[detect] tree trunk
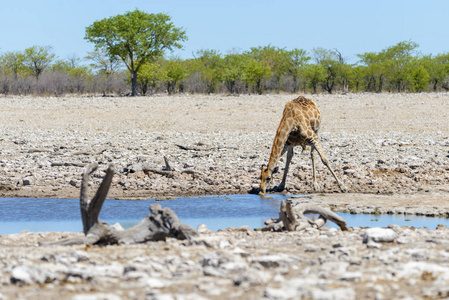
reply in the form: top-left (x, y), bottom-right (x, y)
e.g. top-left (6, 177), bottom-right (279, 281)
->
top-left (433, 79), bottom-right (438, 91)
top-left (377, 75), bottom-right (384, 93)
top-left (131, 70), bottom-right (138, 96)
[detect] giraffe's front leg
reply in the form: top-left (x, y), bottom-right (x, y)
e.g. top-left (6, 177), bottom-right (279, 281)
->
top-left (274, 146), bottom-right (294, 192)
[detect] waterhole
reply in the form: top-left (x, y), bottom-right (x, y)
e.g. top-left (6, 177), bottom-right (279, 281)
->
top-left (0, 195), bottom-right (448, 234)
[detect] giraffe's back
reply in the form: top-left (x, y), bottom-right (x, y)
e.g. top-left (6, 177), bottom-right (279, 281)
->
top-left (285, 96), bottom-right (321, 146)
top-left (288, 96), bottom-right (321, 130)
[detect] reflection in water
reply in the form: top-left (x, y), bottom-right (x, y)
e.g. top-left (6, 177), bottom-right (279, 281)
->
top-left (0, 195), bottom-right (448, 234)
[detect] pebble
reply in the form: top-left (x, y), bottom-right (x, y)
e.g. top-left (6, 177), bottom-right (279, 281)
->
top-left (363, 228), bottom-right (397, 243)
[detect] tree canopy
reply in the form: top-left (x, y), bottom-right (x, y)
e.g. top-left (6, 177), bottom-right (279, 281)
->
top-left (85, 9), bottom-right (187, 96)
top-left (1, 38), bottom-right (449, 96)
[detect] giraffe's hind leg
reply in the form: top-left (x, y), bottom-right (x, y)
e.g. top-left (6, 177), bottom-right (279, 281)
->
top-left (310, 136), bottom-right (347, 193)
top-left (310, 148), bottom-right (321, 191)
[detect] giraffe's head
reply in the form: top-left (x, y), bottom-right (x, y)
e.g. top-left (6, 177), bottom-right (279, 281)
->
top-left (259, 164), bottom-right (270, 195)
top-left (259, 165), bottom-right (279, 195)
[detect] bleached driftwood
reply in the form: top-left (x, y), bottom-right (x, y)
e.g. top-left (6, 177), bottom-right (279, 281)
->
top-left (263, 200), bottom-right (348, 232)
top-left (41, 163), bottom-right (197, 246)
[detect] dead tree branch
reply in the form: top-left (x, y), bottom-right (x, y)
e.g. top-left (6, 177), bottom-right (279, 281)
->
top-left (262, 200), bottom-right (347, 232)
top-left (137, 158), bottom-right (202, 178)
top-left (175, 144), bottom-right (235, 151)
top-left (51, 162), bottom-right (86, 167)
top-left (163, 156), bottom-right (172, 171)
top-left (40, 163), bottom-right (198, 246)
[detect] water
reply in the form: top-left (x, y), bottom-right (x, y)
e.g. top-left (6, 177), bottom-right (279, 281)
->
top-left (1, 195), bottom-right (448, 235)
top-left (329, 212), bottom-right (449, 229)
top-left (0, 194), bottom-right (286, 234)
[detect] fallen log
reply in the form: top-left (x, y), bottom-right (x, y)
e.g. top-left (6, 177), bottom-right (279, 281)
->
top-left (40, 163), bottom-right (197, 246)
top-left (262, 200), bottom-right (348, 232)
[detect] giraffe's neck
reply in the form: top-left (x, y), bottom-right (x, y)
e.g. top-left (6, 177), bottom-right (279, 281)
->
top-left (267, 108), bottom-right (294, 173)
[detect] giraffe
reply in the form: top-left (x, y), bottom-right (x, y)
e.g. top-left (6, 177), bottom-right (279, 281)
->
top-left (259, 96), bottom-right (347, 195)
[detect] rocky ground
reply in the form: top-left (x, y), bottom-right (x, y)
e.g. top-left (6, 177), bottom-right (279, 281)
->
top-left (1, 223), bottom-right (449, 299)
top-left (1, 92), bottom-right (449, 299)
top-left (0, 93), bottom-right (448, 200)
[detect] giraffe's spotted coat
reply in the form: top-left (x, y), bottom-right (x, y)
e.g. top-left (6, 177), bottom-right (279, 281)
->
top-left (259, 96), bottom-right (347, 194)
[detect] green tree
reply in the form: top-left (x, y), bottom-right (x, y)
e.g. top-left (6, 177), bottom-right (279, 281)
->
top-left (242, 58), bottom-right (272, 94)
top-left (85, 9), bottom-right (187, 96)
top-left (286, 48), bottom-right (310, 93)
top-left (303, 63), bottom-right (325, 93)
top-left (409, 65), bottom-right (430, 92)
top-left (422, 53), bottom-right (449, 91)
top-left (313, 48), bottom-right (340, 93)
top-left (0, 51), bottom-right (25, 79)
top-left (333, 49), bottom-right (353, 93)
top-left (68, 66), bottom-right (92, 93)
top-left (350, 65), bottom-right (364, 92)
top-left (137, 60), bottom-right (165, 95)
top-left (357, 51), bottom-right (387, 92)
top-left (247, 45), bottom-right (290, 91)
top-left (383, 40), bottom-right (419, 92)
top-left (51, 59), bottom-right (72, 73)
top-left (85, 50), bottom-right (122, 76)
top-left (161, 57), bottom-right (188, 94)
top-left (195, 49), bottom-right (223, 93)
top-left (222, 53), bottom-right (247, 94)
top-left (23, 45), bottom-right (55, 80)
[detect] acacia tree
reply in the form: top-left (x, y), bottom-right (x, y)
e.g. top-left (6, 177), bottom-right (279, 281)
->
top-left (287, 48), bottom-right (310, 93)
top-left (161, 57), bottom-right (188, 94)
top-left (0, 51), bottom-right (25, 79)
top-left (303, 63), bottom-right (325, 93)
top-left (313, 48), bottom-right (339, 93)
top-left (422, 53), bottom-right (449, 91)
top-left (195, 49), bottom-right (224, 94)
top-left (86, 50), bottom-right (122, 76)
top-left (137, 61), bottom-right (166, 95)
top-left (85, 9), bottom-right (187, 96)
top-left (409, 64), bottom-right (430, 92)
top-left (242, 58), bottom-right (272, 94)
top-left (23, 46), bottom-right (55, 80)
top-left (222, 53), bottom-right (247, 94)
top-left (383, 40), bottom-right (419, 92)
top-left (357, 51), bottom-right (387, 92)
top-left (247, 45), bottom-right (290, 91)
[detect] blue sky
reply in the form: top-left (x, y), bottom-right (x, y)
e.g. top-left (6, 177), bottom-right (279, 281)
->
top-left (0, 0), bottom-right (448, 63)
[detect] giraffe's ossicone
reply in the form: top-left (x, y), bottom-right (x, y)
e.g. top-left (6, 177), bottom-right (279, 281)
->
top-left (259, 96), bottom-right (347, 195)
